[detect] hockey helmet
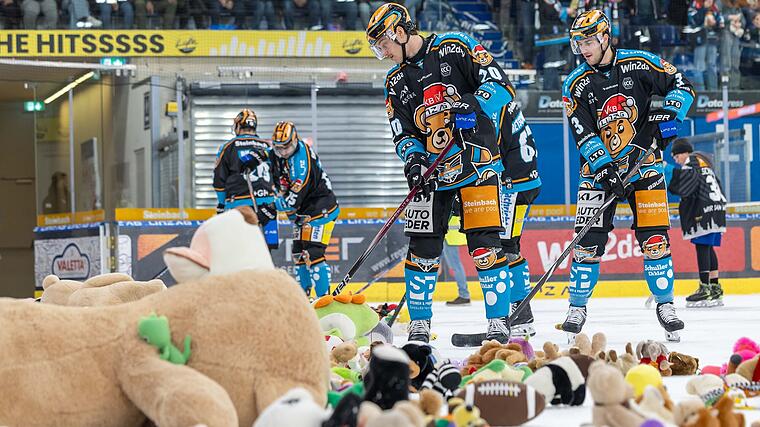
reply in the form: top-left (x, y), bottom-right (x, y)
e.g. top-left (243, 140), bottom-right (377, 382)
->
top-left (233, 108), bottom-right (258, 135)
top-left (272, 121), bottom-right (299, 158)
top-left (366, 3), bottom-right (415, 60)
top-left (569, 10), bottom-right (610, 55)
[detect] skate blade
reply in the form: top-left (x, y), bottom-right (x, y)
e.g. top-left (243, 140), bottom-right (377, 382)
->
top-left (554, 323), bottom-right (578, 344)
top-left (645, 295), bottom-right (655, 309)
top-left (665, 331), bottom-right (681, 343)
top-left (511, 325), bottom-right (536, 338)
top-left (685, 301), bottom-right (710, 308)
top-left (709, 299), bottom-right (724, 307)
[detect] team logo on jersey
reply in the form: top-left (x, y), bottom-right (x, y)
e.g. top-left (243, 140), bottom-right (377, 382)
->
top-left (438, 154), bottom-right (463, 184)
top-left (660, 59), bottom-right (677, 75)
top-left (440, 62), bottom-right (451, 77)
top-left (642, 235), bottom-right (669, 259)
top-left (414, 83), bottom-right (461, 153)
top-left (623, 77), bottom-right (634, 90)
top-left (472, 45), bottom-right (494, 66)
top-left (471, 247), bottom-right (498, 270)
top-left (290, 179), bottom-right (304, 193)
top-left (573, 245), bottom-right (598, 263)
top-left (563, 96), bottom-right (576, 117)
top-left (386, 98), bottom-right (394, 119)
top-left (597, 94), bottom-right (639, 157)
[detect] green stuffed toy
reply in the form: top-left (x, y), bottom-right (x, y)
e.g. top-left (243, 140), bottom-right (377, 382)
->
top-left (327, 382), bottom-right (364, 408)
top-left (138, 313), bottom-right (192, 365)
top-left (314, 293), bottom-right (379, 347)
top-left (460, 359), bottom-right (532, 386)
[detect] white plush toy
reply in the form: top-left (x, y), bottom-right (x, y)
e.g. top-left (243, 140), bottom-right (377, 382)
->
top-left (253, 388), bottom-right (331, 427)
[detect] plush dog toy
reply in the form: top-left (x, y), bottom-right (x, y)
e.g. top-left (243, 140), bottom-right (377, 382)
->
top-left (40, 273), bottom-right (166, 306)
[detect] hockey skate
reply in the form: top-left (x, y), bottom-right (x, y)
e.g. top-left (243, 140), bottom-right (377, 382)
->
top-left (685, 283), bottom-right (712, 308)
top-left (656, 302), bottom-right (684, 342)
top-left (407, 319), bottom-right (431, 343)
top-left (560, 305), bottom-right (587, 344)
top-left (510, 300), bottom-right (536, 338)
top-left (709, 282), bottom-right (724, 307)
top-left (485, 317), bottom-right (511, 344)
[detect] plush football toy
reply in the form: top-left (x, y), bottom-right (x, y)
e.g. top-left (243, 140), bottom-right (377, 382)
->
top-left (454, 379), bottom-right (545, 426)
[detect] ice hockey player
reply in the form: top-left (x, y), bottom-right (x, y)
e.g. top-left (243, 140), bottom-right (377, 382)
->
top-left (496, 78), bottom-right (542, 338)
top-left (367, 2), bottom-right (516, 343)
top-left (268, 121), bottom-right (340, 298)
top-left (213, 108), bottom-right (279, 249)
top-left (665, 139), bottom-right (727, 308)
top-left (561, 10), bottom-right (695, 341)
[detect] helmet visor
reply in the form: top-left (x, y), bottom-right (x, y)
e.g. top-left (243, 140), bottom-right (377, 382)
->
top-left (570, 33), bottom-right (604, 55)
top-left (273, 139), bottom-right (297, 158)
top-left (368, 29), bottom-right (396, 60)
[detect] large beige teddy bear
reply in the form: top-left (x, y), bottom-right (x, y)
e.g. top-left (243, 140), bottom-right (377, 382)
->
top-left (0, 207), bottom-right (328, 426)
top-left (40, 272), bottom-right (167, 306)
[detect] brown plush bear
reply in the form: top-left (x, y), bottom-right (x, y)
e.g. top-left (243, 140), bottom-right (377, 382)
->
top-left (0, 208), bottom-right (328, 427)
top-left (463, 340), bottom-right (528, 375)
top-left (40, 273), bottom-right (166, 306)
top-left (674, 398), bottom-right (719, 427)
top-left (736, 354), bottom-right (759, 383)
top-left (669, 351), bottom-right (700, 375)
top-left (527, 341), bottom-right (560, 371)
top-left (587, 360), bottom-right (646, 427)
top-left (715, 395), bottom-right (745, 427)
top-left (331, 341), bottom-right (358, 368)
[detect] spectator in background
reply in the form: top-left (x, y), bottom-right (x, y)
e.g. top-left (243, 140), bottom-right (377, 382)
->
top-left (538, 0), bottom-right (566, 90)
top-left (177, 0), bottom-right (215, 28)
top-left (21, 0), bottom-right (56, 28)
top-left (668, 0), bottom-right (691, 25)
top-left (688, 0), bottom-right (722, 90)
top-left (721, 0), bottom-right (745, 89)
top-left (99, 0), bottom-right (135, 28)
top-left (320, 0), bottom-right (359, 29)
top-left (626, 0), bottom-right (663, 53)
top-left (67, 0), bottom-right (102, 27)
top-left (42, 172), bottom-right (70, 215)
top-left (283, 0), bottom-right (320, 29)
top-left (444, 210), bottom-right (471, 306)
top-left (359, 0), bottom-right (382, 29)
top-left (135, 0), bottom-right (176, 28)
top-left (0, 0), bottom-right (21, 28)
top-left (517, 0), bottom-right (536, 68)
top-left (234, 0), bottom-right (278, 29)
top-left (404, 0), bottom-right (422, 22)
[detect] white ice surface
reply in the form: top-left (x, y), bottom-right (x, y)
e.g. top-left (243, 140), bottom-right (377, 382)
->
top-left (396, 295), bottom-right (760, 427)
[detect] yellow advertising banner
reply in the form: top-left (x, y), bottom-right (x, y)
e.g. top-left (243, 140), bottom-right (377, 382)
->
top-left (0, 30), bottom-right (370, 57)
top-left (36, 210), bottom-right (106, 227)
top-left (115, 208), bottom-right (215, 221)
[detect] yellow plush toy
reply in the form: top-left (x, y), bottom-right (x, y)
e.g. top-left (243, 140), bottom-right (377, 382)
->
top-left (0, 207), bottom-right (329, 426)
top-left (40, 273), bottom-right (166, 306)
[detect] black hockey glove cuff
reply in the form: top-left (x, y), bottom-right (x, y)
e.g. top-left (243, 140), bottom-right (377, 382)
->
top-left (648, 109), bottom-right (680, 151)
top-left (450, 93), bottom-right (479, 132)
top-left (256, 203), bottom-right (277, 226)
top-left (594, 162), bottom-right (629, 199)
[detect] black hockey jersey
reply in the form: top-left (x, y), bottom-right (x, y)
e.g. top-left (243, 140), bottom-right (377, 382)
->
top-left (271, 140), bottom-right (338, 221)
top-left (666, 153), bottom-right (727, 240)
top-left (213, 134), bottom-right (275, 206)
top-left (385, 32), bottom-right (515, 190)
top-left (562, 48), bottom-right (696, 181)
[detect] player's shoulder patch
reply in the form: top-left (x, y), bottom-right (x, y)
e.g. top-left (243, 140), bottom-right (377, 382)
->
top-left (435, 32), bottom-right (478, 51)
top-left (562, 62), bottom-right (591, 96)
top-left (617, 49), bottom-right (669, 71)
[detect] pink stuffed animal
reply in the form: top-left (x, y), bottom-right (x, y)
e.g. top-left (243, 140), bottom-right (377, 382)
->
top-left (701, 337), bottom-right (759, 376)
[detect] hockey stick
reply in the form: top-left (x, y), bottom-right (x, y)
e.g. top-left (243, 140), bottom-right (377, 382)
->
top-left (386, 294), bottom-right (407, 327)
top-left (331, 132), bottom-right (461, 296)
top-left (353, 248), bottom-right (407, 295)
top-left (243, 167), bottom-right (260, 214)
top-left (506, 140), bottom-right (659, 328)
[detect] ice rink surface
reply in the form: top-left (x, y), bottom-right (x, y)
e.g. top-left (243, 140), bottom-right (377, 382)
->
top-left (397, 294), bottom-right (760, 426)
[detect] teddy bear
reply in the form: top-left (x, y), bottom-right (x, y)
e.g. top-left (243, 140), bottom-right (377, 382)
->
top-left (669, 351), bottom-right (699, 375)
top-left (673, 398), bottom-right (720, 427)
top-left (402, 342), bottom-right (435, 392)
top-left (586, 360), bottom-right (646, 427)
top-left (447, 397), bottom-right (489, 427)
top-left (527, 341), bottom-right (561, 371)
top-left (636, 340), bottom-right (672, 376)
top-left (737, 354), bottom-right (760, 383)
top-left (564, 333), bottom-right (607, 358)
top-left (632, 385), bottom-right (675, 424)
top-left (714, 394), bottom-right (745, 427)
top-left (464, 340), bottom-right (529, 375)
top-left (40, 272), bottom-right (166, 306)
top-left (331, 341), bottom-right (359, 368)
top-left (358, 400), bottom-right (426, 427)
top-left (0, 207), bottom-right (328, 427)
top-left (686, 374), bottom-right (726, 405)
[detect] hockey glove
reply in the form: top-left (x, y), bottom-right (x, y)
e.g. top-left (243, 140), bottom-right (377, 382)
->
top-left (275, 196), bottom-right (292, 212)
top-left (240, 150), bottom-right (268, 169)
top-left (450, 93), bottom-right (479, 132)
top-left (594, 162), bottom-right (629, 199)
top-left (648, 109), bottom-right (680, 151)
top-left (404, 151), bottom-right (438, 198)
top-left (216, 203), bottom-right (225, 214)
top-left (256, 202), bottom-right (277, 226)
